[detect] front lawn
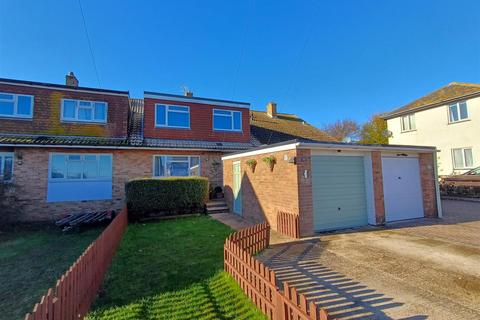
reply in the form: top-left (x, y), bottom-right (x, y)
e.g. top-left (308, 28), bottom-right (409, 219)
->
top-left (0, 226), bottom-right (102, 320)
top-left (87, 216), bottom-right (265, 320)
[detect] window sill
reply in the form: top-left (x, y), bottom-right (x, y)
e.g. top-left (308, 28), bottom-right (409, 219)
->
top-left (213, 129), bottom-right (243, 133)
top-left (448, 119), bottom-right (471, 125)
top-left (154, 125), bottom-right (191, 130)
top-left (401, 129), bottom-right (417, 133)
top-left (0, 115), bottom-right (33, 121)
top-left (61, 120), bottom-right (107, 125)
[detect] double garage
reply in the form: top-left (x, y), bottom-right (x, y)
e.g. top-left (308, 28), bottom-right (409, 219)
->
top-left (223, 141), bottom-right (441, 237)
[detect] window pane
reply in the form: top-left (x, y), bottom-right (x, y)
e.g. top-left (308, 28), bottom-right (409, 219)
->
top-left (214, 110), bottom-right (231, 116)
top-left (67, 161), bottom-right (82, 179)
top-left (453, 149), bottom-right (464, 168)
top-left (459, 102), bottom-right (468, 120)
top-left (79, 101), bottom-right (91, 107)
top-left (449, 105), bottom-right (459, 122)
top-left (94, 103), bottom-right (106, 121)
top-left (98, 155), bottom-right (112, 178)
top-left (17, 96), bottom-right (32, 116)
top-left (408, 114), bottom-right (415, 130)
top-left (214, 115), bottom-right (232, 130)
top-left (189, 157), bottom-right (200, 176)
top-left (154, 156), bottom-right (165, 177)
top-left (156, 105), bottom-right (166, 125)
top-left (68, 155), bottom-right (81, 161)
top-left (401, 116), bottom-right (409, 131)
top-left (233, 112), bottom-right (241, 130)
top-left (168, 111), bottom-right (189, 127)
top-left (63, 100), bottom-right (76, 119)
top-left (169, 105), bottom-right (188, 112)
top-left (51, 155), bottom-right (66, 179)
top-left (0, 93), bottom-right (14, 100)
top-left (169, 156), bottom-right (189, 162)
top-left (0, 101), bottom-right (14, 115)
top-left (83, 160), bottom-right (98, 179)
top-left (85, 155), bottom-right (97, 161)
top-left (78, 107), bottom-right (93, 120)
top-left (167, 161), bottom-right (189, 176)
top-left (464, 149), bottom-right (473, 168)
top-left (3, 156), bottom-right (13, 181)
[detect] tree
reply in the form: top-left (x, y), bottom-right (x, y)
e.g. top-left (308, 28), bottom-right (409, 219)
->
top-left (359, 115), bottom-right (392, 144)
top-left (322, 119), bottom-right (360, 142)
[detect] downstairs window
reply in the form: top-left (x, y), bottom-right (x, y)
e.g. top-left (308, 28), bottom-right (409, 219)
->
top-left (153, 155), bottom-right (200, 177)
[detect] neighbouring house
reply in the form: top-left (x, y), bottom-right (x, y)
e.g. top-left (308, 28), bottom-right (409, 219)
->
top-left (222, 140), bottom-right (441, 237)
top-left (0, 74), bottom-right (333, 221)
top-left (382, 82), bottom-right (480, 176)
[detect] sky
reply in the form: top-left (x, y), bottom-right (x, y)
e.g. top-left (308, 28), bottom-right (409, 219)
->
top-left (0, 0), bottom-right (479, 128)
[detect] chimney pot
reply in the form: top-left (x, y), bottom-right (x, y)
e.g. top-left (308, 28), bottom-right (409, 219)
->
top-left (66, 72), bottom-right (79, 87)
top-left (267, 102), bottom-right (277, 118)
top-left (184, 91), bottom-right (193, 97)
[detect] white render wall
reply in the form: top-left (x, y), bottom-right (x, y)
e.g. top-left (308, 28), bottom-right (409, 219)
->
top-left (387, 95), bottom-right (480, 176)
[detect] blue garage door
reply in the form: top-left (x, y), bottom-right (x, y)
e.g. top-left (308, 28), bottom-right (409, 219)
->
top-left (312, 155), bottom-right (368, 231)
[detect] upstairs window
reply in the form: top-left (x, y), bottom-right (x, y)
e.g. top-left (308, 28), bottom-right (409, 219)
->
top-left (449, 101), bottom-right (468, 123)
top-left (452, 148), bottom-right (474, 169)
top-left (155, 104), bottom-right (190, 128)
top-left (61, 99), bottom-right (108, 123)
top-left (0, 93), bottom-right (34, 118)
top-left (50, 154), bottom-right (112, 181)
top-left (153, 155), bottom-right (200, 177)
top-left (213, 109), bottom-right (242, 131)
top-left (0, 152), bottom-right (14, 182)
top-left (400, 114), bottom-right (416, 132)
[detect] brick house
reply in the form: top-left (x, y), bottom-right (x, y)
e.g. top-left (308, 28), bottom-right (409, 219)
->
top-left (0, 74), bottom-right (333, 221)
top-left (222, 140), bottom-right (442, 237)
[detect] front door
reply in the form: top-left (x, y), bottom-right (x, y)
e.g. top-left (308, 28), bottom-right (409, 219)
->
top-left (232, 161), bottom-right (242, 215)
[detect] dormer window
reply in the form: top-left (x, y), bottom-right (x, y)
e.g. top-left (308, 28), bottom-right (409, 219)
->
top-left (400, 114), bottom-right (416, 132)
top-left (61, 99), bottom-right (107, 123)
top-left (448, 101), bottom-right (468, 123)
top-left (0, 92), bottom-right (34, 119)
top-left (155, 104), bottom-right (190, 129)
top-left (213, 109), bottom-right (242, 131)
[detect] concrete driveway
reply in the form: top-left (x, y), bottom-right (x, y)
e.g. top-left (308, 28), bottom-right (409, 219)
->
top-left (257, 200), bottom-right (480, 319)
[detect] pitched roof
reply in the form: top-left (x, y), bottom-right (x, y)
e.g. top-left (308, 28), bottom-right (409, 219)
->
top-left (382, 82), bottom-right (480, 119)
top-left (249, 110), bottom-right (334, 145)
top-left (0, 134), bottom-right (255, 151)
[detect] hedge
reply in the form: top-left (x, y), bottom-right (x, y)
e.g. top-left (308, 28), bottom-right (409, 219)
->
top-left (125, 177), bottom-right (209, 219)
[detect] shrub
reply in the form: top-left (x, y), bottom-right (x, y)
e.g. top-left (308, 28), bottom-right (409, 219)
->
top-left (125, 177), bottom-right (209, 220)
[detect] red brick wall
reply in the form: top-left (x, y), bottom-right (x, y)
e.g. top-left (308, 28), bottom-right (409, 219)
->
top-left (296, 149), bottom-right (314, 236)
top-left (143, 97), bottom-right (250, 142)
top-left (419, 153), bottom-right (439, 218)
top-left (0, 83), bottom-right (129, 137)
top-left (7, 147), bottom-right (223, 221)
top-left (223, 149), bottom-right (301, 232)
top-left (371, 151), bottom-right (386, 224)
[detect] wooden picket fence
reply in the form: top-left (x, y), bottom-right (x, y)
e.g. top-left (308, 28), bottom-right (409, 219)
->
top-left (277, 211), bottom-right (300, 239)
top-left (224, 223), bottom-right (329, 320)
top-left (24, 208), bottom-right (128, 320)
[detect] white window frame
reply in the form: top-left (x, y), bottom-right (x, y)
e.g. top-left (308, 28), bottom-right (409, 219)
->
top-left (48, 153), bottom-right (113, 182)
top-left (451, 147), bottom-right (474, 170)
top-left (0, 152), bottom-right (14, 182)
top-left (400, 114), bottom-right (416, 132)
top-left (155, 104), bottom-right (190, 129)
top-left (448, 101), bottom-right (469, 123)
top-left (213, 109), bottom-right (242, 132)
top-left (60, 99), bottom-right (108, 123)
top-left (152, 155), bottom-right (201, 177)
top-left (0, 92), bottom-right (34, 119)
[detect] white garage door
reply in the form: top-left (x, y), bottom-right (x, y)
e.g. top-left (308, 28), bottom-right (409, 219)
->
top-left (382, 157), bottom-right (424, 222)
top-left (312, 155), bottom-right (368, 232)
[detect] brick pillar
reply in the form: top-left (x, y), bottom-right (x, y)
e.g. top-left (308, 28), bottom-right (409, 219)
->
top-left (297, 149), bottom-right (314, 237)
top-left (371, 151), bottom-right (385, 225)
top-left (419, 153), bottom-right (439, 218)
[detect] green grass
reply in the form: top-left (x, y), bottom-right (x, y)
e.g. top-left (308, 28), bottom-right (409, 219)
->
top-left (87, 217), bottom-right (266, 320)
top-left (0, 226), bottom-right (102, 320)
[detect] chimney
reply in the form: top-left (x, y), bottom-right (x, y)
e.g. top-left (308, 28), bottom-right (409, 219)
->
top-left (65, 72), bottom-right (79, 87)
top-left (184, 90), bottom-right (193, 97)
top-left (266, 102), bottom-right (277, 118)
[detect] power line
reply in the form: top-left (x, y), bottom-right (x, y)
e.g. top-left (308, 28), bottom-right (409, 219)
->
top-left (78, 0), bottom-right (101, 87)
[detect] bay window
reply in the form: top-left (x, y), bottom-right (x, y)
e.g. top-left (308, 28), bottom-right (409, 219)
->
top-left (153, 155), bottom-right (200, 177)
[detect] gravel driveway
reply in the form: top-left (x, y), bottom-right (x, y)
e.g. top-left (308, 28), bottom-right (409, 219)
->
top-left (258, 200), bottom-right (480, 319)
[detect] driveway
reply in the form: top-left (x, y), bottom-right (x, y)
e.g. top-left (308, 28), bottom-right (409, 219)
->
top-left (257, 200), bottom-right (480, 319)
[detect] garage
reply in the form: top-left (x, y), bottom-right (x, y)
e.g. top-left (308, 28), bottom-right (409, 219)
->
top-left (311, 155), bottom-right (369, 231)
top-left (382, 156), bottom-right (424, 222)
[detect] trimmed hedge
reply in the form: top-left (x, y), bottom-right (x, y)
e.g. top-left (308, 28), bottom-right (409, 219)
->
top-left (125, 177), bottom-right (209, 220)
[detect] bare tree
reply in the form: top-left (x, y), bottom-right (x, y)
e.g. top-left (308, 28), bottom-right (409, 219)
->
top-left (322, 119), bottom-right (360, 142)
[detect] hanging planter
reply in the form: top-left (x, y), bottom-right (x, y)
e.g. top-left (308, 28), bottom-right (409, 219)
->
top-left (262, 156), bottom-right (276, 172)
top-left (246, 159), bottom-right (257, 173)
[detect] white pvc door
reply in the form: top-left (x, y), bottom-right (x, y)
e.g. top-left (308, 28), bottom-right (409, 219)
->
top-left (382, 157), bottom-right (424, 222)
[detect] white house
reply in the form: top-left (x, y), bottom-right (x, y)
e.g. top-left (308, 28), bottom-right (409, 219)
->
top-left (382, 82), bottom-right (480, 176)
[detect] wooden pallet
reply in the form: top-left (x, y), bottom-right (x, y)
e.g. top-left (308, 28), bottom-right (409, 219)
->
top-left (55, 210), bottom-right (116, 232)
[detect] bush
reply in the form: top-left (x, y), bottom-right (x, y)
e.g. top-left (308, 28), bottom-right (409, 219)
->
top-left (125, 177), bottom-right (209, 220)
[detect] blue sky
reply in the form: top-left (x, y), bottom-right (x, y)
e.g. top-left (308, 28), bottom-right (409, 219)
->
top-left (0, 0), bottom-right (479, 127)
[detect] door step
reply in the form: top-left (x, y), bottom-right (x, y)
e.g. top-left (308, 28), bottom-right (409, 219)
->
top-left (206, 200), bottom-right (229, 214)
